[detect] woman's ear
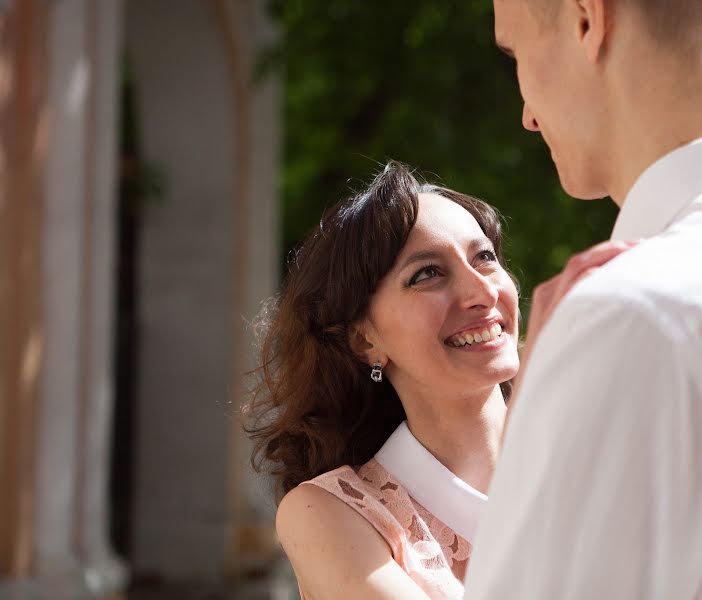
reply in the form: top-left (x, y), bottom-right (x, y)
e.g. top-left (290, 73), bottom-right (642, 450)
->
top-left (347, 320), bottom-right (385, 366)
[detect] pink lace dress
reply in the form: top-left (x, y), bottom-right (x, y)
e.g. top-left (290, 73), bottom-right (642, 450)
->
top-left (300, 458), bottom-right (471, 599)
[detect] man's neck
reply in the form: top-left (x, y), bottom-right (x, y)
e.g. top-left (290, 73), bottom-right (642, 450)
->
top-left (611, 122), bottom-right (702, 208)
top-left (605, 51), bottom-right (702, 206)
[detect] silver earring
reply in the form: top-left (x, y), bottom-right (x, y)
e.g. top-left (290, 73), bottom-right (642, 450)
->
top-left (370, 362), bottom-right (383, 383)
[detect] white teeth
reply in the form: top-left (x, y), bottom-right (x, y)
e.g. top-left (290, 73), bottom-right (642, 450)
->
top-left (448, 323), bottom-right (505, 347)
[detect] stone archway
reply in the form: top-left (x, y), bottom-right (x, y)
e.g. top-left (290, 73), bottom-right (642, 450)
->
top-left (120, 0), bottom-right (281, 588)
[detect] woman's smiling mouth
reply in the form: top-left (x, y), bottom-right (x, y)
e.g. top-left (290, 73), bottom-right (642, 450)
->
top-left (445, 322), bottom-right (505, 348)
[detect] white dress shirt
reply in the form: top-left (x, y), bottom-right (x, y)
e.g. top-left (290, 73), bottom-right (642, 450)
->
top-left (464, 138), bottom-right (702, 599)
top-left (376, 420), bottom-right (487, 544)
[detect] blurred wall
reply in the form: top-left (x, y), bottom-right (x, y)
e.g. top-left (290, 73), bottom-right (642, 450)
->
top-left (124, 0), bottom-right (280, 582)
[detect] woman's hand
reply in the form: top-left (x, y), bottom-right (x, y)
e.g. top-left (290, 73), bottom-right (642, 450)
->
top-left (524, 240), bottom-right (637, 358)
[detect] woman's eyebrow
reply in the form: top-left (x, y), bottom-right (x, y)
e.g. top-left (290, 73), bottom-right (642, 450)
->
top-left (398, 250), bottom-right (442, 272)
top-left (470, 236), bottom-right (494, 250)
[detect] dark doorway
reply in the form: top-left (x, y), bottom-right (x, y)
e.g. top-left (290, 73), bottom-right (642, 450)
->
top-left (110, 57), bottom-right (145, 561)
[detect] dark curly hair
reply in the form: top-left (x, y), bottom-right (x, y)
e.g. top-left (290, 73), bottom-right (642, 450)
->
top-left (245, 162), bottom-right (514, 501)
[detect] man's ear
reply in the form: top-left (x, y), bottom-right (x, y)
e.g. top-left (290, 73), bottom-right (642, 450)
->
top-left (347, 321), bottom-right (384, 366)
top-left (575, 0), bottom-right (608, 63)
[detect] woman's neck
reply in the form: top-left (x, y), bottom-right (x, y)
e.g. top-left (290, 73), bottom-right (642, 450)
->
top-left (403, 385), bottom-right (507, 495)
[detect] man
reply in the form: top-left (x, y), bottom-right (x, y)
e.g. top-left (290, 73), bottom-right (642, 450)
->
top-left (464, 0), bottom-right (702, 598)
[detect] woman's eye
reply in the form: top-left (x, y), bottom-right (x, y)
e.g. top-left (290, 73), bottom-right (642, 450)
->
top-left (409, 265), bottom-right (441, 285)
top-left (476, 250), bottom-right (497, 263)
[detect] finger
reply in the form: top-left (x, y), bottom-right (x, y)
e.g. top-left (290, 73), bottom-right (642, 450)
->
top-left (554, 266), bottom-right (599, 300)
top-left (529, 241), bottom-right (637, 335)
top-left (563, 240), bottom-right (634, 277)
top-left (564, 241), bottom-right (631, 271)
top-left (531, 281), bottom-right (558, 315)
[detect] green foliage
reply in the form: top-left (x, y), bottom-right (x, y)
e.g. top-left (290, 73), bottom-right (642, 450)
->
top-left (264, 0), bottom-right (618, 310)
top-left (120, 57), bottom-right (167, 208)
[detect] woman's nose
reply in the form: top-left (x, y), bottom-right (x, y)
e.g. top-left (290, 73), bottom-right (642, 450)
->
top-left (456, 266), bottom-right (499, 310)
top-left (522, 103), bottom-right (540, 132)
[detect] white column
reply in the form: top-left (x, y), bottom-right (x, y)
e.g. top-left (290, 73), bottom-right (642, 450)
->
top-left (35, 0), bottom-right (125, 596)
top-left (36, 0), bottom-right (90, 592)
top-left (76, 0), bottom-right (127, 595)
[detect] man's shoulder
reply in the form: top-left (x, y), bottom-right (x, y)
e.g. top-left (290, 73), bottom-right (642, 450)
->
top-left (517, 227), bottom-right (702, 426)
top-left (563, 229), bottom-right (702, 335)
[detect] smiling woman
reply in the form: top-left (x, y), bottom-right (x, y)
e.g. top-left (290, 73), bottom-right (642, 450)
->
top-left (245, 162), bottom-right (521, 599)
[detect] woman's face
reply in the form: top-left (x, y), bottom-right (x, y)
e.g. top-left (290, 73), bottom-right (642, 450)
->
top-left (364, 193), bottom-right (520, 403)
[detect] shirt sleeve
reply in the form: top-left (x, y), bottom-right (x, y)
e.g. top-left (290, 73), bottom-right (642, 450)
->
top-left (463, 289), bottom-right (702, 599)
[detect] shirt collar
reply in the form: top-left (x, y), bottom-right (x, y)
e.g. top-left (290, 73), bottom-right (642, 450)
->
top-left (375, 421), bottom-right (487, 543)
top-left (611, 137), bottom-right (702, 241)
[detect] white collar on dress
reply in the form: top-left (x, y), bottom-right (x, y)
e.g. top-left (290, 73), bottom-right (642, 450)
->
top-left (612, 137), bottom-right (702, 240)
top-left (375, 420), bottom-right (487, 544)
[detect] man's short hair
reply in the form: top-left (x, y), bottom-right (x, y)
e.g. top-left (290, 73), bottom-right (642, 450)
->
top-left (530, 0), bottom-right (702, 52)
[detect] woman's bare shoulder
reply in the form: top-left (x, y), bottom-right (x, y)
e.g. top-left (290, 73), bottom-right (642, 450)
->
top-left (277, 482), bottom-right (430, 600)
top-left (276, 481), bottom-right (369, 549)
